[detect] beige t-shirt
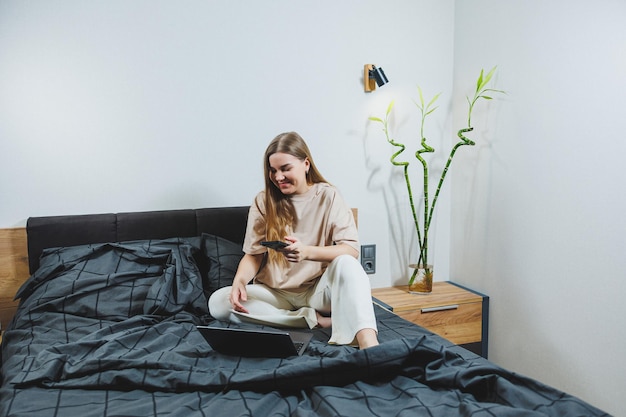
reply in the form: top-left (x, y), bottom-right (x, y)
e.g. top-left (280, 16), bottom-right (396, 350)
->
top-left (243, 183), bottom-right (359, 291)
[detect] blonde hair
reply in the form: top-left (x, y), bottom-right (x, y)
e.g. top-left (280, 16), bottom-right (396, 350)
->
top-left (261, 132), bottom-right (328, 266)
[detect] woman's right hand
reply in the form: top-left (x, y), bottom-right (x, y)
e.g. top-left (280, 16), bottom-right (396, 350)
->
top-left (228, 253), bottom-right (263, 314)
top-left (229, 280), bottom-right (250, 314)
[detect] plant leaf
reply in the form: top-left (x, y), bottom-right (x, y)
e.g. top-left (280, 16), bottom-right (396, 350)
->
top-left (417, 86), bottom-right (425, 107)
top-left (483, 66), bottom-right (497, 86)
top-left (427, 92), bottom-right (441, 109)
top-left (386, 100), bottom-right (395, 115)
top-left (476, 69), bottom-right (484, 92)
top-left (369, 116), bottom-right (383, 122)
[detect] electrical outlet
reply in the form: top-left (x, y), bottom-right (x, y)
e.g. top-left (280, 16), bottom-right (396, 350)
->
top-left (361, 244), bottom-right (376, 274)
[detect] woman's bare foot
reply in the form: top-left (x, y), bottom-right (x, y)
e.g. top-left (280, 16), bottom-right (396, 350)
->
top-left (315, 311), bottom-right (332, 328)
top-left (356, 328), bottom-right (379, 349)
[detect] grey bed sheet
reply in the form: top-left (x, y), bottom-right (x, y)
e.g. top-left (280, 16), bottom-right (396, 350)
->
top-left (0, 236), bottom-right (609, 417)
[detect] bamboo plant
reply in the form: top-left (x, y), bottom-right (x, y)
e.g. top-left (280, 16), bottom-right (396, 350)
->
top-left (369, 67), bottom-right (504, 287)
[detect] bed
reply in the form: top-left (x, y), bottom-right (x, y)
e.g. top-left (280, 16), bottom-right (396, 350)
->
top-left (0, 207), bottom-right (609, 416)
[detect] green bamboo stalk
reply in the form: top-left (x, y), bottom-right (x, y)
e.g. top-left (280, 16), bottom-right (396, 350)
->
top-left (369, 67), bottom-right (504, 287)
top-left (427, 67), bottom-right (504, 230)
top-left (426, 127), bottom-right (474, 237)
top-left (412, 87), bottom-right (439, 282)
top-left (369, 102), bottom-right (423, 252)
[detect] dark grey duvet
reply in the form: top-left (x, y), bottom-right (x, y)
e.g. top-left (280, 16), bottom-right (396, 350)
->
top-left (0, 237), bottom-right (609, 416)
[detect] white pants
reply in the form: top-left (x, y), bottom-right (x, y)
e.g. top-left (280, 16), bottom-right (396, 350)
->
top-left (208, 255), bottom-right (377, 345)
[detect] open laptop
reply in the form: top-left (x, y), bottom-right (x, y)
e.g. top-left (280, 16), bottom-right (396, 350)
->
top-left (197, 326), bottom-right (313, 358)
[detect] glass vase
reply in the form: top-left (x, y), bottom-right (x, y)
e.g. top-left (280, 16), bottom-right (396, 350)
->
top-left (408, 264), bottom-right (433, 294)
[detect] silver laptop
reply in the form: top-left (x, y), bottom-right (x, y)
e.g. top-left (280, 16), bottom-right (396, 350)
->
top-left (197, 326), bottom-right (313, 358)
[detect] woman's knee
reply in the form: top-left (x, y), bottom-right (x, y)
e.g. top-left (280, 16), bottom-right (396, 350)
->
top-left (330, 254), bottom-right (363, 273)
top-left (208, 286), bottom-right (232, 320)
top-left (327, 254), bottom-right (368, 285)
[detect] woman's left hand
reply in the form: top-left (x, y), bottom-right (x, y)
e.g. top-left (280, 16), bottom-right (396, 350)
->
top-left (281, 237), bottom-right (357, 263)
top-left (283, 236), bottom-right (307, 263)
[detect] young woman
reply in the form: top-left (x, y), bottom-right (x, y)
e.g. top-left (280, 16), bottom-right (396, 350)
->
top-left (208, 132), bottom-right (379, 349)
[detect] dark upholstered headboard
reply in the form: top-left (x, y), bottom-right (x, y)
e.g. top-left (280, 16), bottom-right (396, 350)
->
top-left (26, 207), bottom-right (250, 274)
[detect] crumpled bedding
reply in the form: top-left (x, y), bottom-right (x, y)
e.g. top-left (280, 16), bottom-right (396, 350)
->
top-left (0, 237), bottom-right (609, 417)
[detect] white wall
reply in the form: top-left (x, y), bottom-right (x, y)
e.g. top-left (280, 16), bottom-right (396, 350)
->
top-left (451, 1), bottom-right (625, 415)
top-left (0, 0), bottom-right (456, 289)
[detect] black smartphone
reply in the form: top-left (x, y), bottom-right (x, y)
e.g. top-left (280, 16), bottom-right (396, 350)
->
top-left (261, 241), bottom-right (289, 250)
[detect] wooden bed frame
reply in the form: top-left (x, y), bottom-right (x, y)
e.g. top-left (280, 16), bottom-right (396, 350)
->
top-left (0, 227), bottom-right (28, 332)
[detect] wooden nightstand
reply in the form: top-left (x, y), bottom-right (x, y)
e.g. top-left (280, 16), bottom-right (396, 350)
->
top-left (372, 281), bottom-right (489, 358)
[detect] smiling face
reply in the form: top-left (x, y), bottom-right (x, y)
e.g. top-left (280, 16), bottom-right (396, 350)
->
top-left (268, 152), bottom-right (311, 195)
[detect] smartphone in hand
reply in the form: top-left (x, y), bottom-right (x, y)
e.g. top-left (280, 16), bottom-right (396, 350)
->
top-left (261, 241), bottom-right (289, 250)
